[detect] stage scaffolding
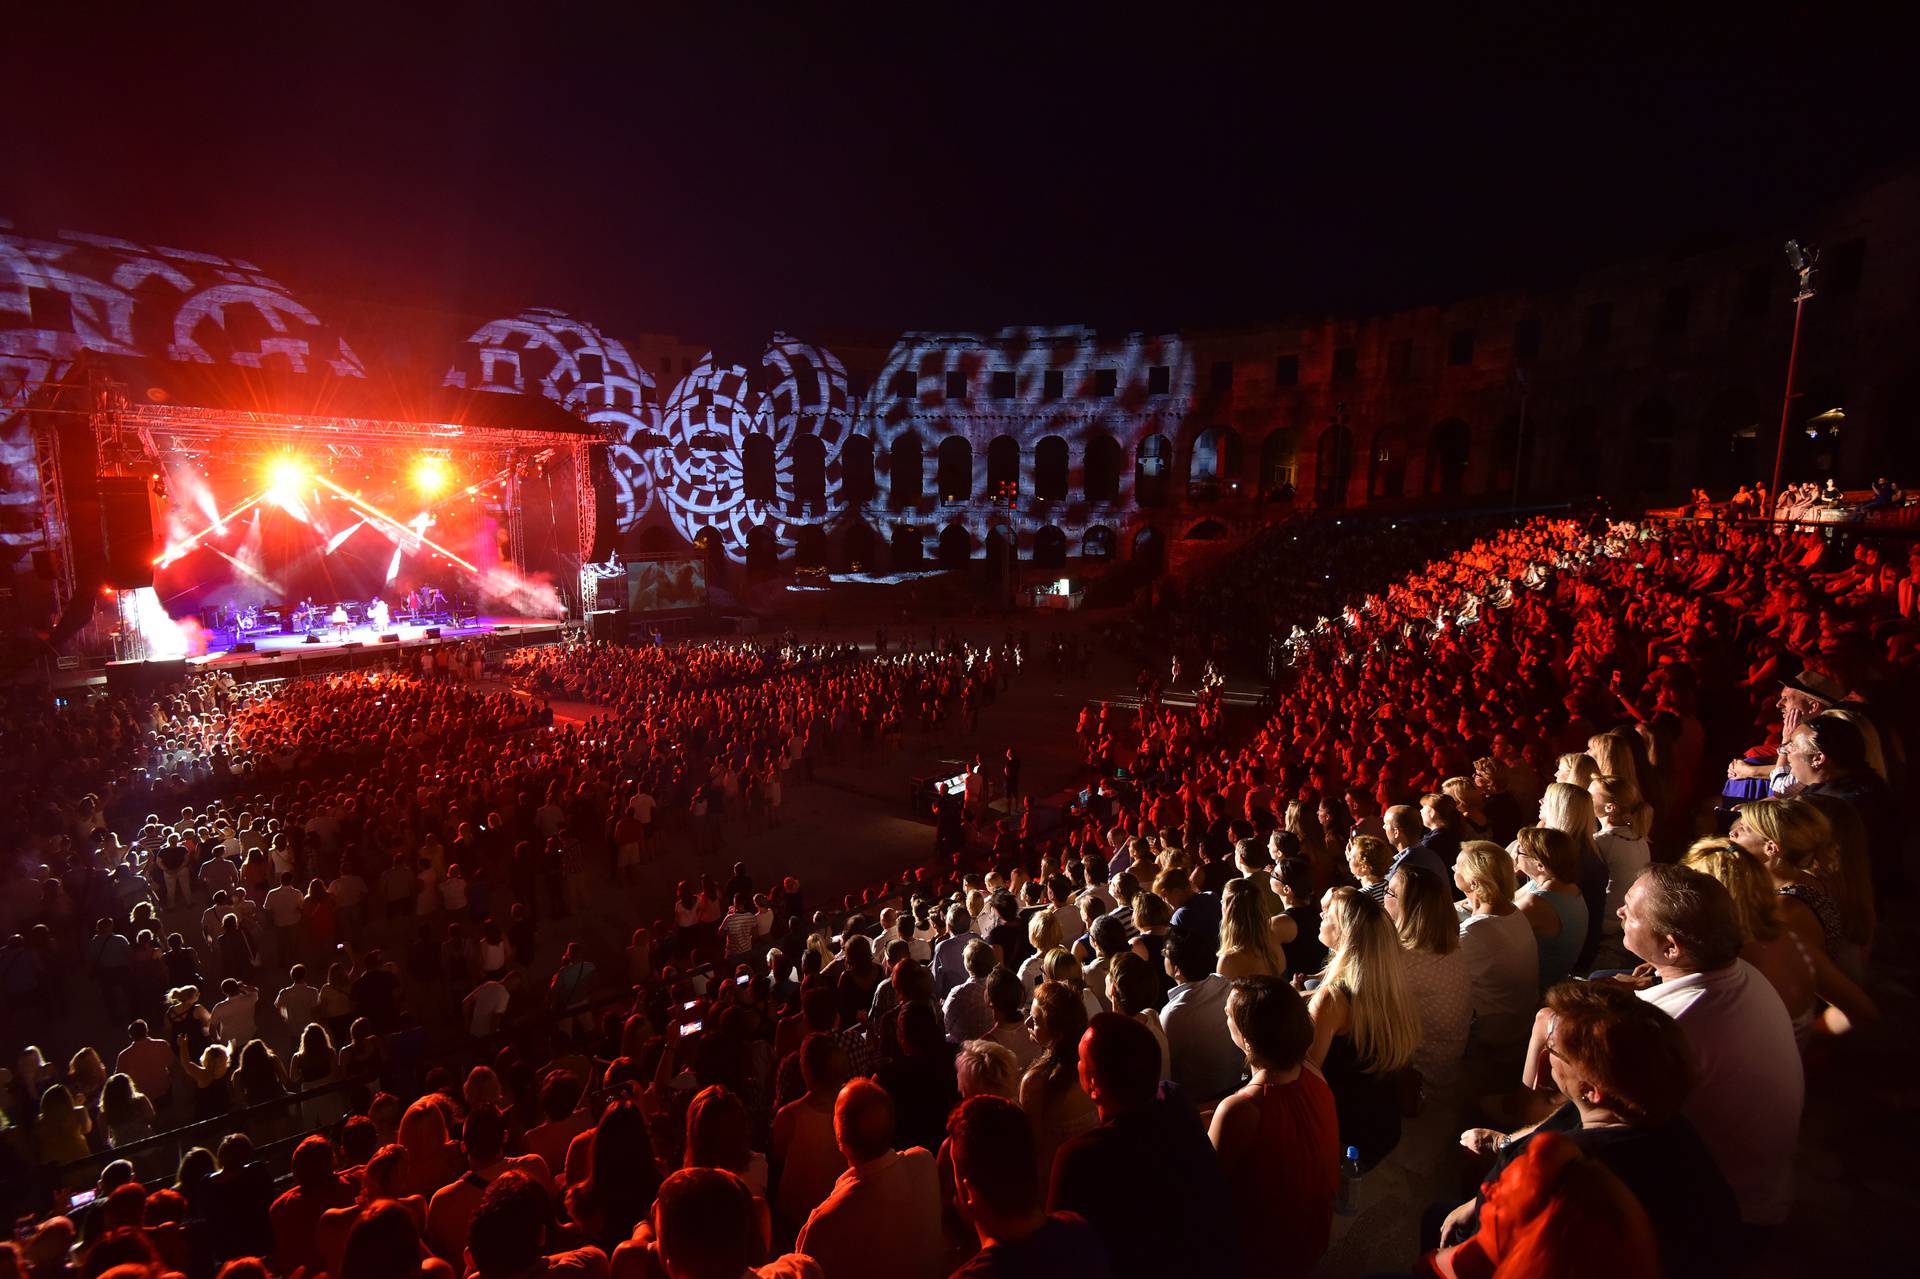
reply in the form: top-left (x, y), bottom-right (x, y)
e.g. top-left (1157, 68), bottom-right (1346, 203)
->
top-left (88, 379), bottom-right (608, 612)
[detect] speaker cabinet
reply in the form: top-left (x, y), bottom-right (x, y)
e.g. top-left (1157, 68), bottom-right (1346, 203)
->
top-left (98, 475), bottom-right (159, 590)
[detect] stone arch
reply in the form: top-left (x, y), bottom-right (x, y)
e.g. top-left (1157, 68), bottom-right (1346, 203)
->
top-left (1314, 425), bottom-right (1354, 507)
top-left (987, 434), bottom-right (1020, 499)
top-left (745, 523), bottom-right (778, 574)
top-left (743, 431), bottom-right (776, 501)
top-left (938, 521), bottom-right (973, 568)
top-left (1368, 425), bottom-right (1408, 500)
top-left (1084, 433), bottom-right (1122, 502)
top-left (1258, 430), bottom-right (1296, 499)
top-left (1132, 525), bottom-right (1165, 574)
top-left (1135, 434), bottom-right (1173, 507)
top-left (791, 433), bottom-right (825, 511)
top-left (1034, 524), bottom-right (1067, 568)
top-left (890, 522), bottom-right (924, 569)
top-left (937, 435), bottom-right (973, 502)
top-left (890, 432), bottom-right (923, 508)
top-left (1035, 435), bottom-right (1069, 500)
top-left (841, 434), bottom-right (876, 506)
top-left (1425, 418), bottom-right (1470, 496)
top-left (841, 519), bottom-right (877, 572)
top-left (1082, 524), bottom-right (1116, 561)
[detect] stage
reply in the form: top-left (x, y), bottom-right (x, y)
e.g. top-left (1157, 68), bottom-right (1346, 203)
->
top-left (189, 614), bottom-right (562, 666)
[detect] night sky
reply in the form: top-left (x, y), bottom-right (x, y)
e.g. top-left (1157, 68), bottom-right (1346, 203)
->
top-left (4, 4), bottom-right (1910, 348)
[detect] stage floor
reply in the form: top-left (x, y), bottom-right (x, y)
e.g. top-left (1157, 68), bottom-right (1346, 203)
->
top-left (189, 615), bottom-right (564, 668)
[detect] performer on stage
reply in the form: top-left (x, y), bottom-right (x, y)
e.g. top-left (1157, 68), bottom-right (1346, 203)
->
top-left (369, 597), bottom-right (391, 632)
top-left (330, 602), bottom-right (350, 636)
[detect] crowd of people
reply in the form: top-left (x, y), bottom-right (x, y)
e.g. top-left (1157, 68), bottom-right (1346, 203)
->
top-left (0, 507), bottom-right (1909, 1277)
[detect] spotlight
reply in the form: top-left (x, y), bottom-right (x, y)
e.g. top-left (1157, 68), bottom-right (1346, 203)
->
top-left (413, 456), bottom-right (451, 496)
top-left (266, 455), bottom-right (309, 503)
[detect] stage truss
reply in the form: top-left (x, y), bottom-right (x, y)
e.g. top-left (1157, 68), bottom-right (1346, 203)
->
top-left (89, 378), bottom-right (607, 586)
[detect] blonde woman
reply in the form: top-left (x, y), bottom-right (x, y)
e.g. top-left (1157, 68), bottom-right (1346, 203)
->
top-left (1682, 840), bottom-right (1878, 1047)
top-left (1386, 865), bottom-right (1471, 1092)
top-left (1512, 827), bottom-right (1588, 989)
top-left (1039, 947), bottom-right (1104, 1021)
top-left (1553, 752), bottom-right (1598, 790)
top-left (1588, 774), bottom-right (1652, 967)
top-left (1344, 835), bottom-right (1393, 908)
top-left (1453, 842), bottom-right (1538, 1068)
top-left (1731, 799), bottom-right (1854, 961)
top-left (1586, 730), bottom-right (1655, 835)
top-left (1304, 888), bottom-right (1420, 1167)
top-left (1218, 877), bottom-right (1293, 980)
top-left (1016, 907), bottom-right (1063, 990)
top-left (1531, 782), bottom-right (1607, 969)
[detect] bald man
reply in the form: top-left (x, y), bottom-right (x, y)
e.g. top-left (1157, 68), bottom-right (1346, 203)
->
top-left (795, 1079), bottom-right (945, 1279)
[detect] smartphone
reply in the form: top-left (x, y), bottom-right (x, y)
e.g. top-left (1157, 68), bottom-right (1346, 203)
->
top-left (69, 1188), bottom-right (97, 1210)
top-left (831, 933), bottom-right (844, 945)
top-left (682, 999), bottom-right (700, 1011)
top-left (679, 1020), bottom-right (702, 1036)
top-left (735, 972), bottom-right (752, 986)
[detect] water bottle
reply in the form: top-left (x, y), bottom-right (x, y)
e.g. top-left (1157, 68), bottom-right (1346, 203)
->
top-left (1335, 1145), bottom-right (1363, 1215)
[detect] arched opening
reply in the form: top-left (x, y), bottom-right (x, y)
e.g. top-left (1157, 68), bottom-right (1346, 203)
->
top-left (1132, 525), bottom-right (1165, 575)
top-left (889, 433), bottom-right (923, 508)
top-left (890, 523), bottom-right (923, 570)
top-left (938, 522), bottom-right (973, 569)
top-left (985, 526), bottom-right (1013, 581)
top-left (1135, 434), bottom-right (1173, 506)
top-left (791, 433), bottom-right (825, 512)
top-left (987, 435), bottom-right (1020, 500)
top-left (1699, 390), bottom-right (1761, 491)
top-left (841, 519), bottom-right (877, 572)
top-left (793, 524), bottom-right (826, 568)
top-left (1314, 425), bottom-right (1354, 507)
top-left (841, 434), bottom-right (876, 506)
top-left (1082, 525), bottom-right (1116, 561)
top-left (1034, 525), bottom-right (1067, 568)
top-left (1258, 431), bottom-right (1296, 500)
top-left (745, 523), bottom-right (778, 575)
top-left (1084, 433), bottom-right (1122, 502)
top-left (1034, 436), bottom-right (1069, 500)
top-left (937, 435), bottom-right (973, 503)
top-left (1788, 376), bottom-right (1847, 485)
top-left (1491, 413), bottom-right (1533, 500)
top-left (694, 526), bottom-right (726, 580)
top-left (1184, 519), bottom-right (1227, 540)
top-left (1628, 401), bottom-right (1675, 493)
top-left (1425, 419), bottom-right (1470, 496)
top-left (1368, 425), bottom-right (1408, 500)
top-left (743, 432), bottom-right (776, 500)
top-left (1188, 427), bottom-right (1239, 500)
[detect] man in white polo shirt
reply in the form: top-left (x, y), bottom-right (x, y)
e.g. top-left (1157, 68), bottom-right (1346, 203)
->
top-left (1617, 864), bottom-right (1803, 1226)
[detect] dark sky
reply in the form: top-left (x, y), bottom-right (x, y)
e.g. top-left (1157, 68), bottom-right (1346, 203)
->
top-left (4, 4), bottom-right (1910, 348)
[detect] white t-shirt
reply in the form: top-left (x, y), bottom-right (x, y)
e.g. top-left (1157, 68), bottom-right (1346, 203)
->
top-left (1458, 908), bottom-right (1539, 1041)
top-left (1638, 959), bottom-right (1804, 1224)
top-left (468, 981), bottom-right (511, 1036)
top-left (629, 792), bottom-right (656, 825)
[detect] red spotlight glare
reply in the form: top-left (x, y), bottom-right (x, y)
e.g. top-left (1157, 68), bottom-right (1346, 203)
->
top-left (413, 456), bottom-right (451, 496)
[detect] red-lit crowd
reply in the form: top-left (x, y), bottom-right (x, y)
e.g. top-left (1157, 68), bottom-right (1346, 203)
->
top-left (0, 511), bottom-right (1908, 1279)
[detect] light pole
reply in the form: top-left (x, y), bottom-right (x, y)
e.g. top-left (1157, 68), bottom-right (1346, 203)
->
top-left (1770, 241), bottom-right (1817, 519)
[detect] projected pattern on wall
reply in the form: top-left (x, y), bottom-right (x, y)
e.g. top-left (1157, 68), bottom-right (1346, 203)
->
top-left (443, 308), bottom-right (659, 527)
top-left (647, 337), bottom-right (855, 561)
top-left (4, 217), bottom-right (1206, 581)
top-left (0, 221), bottom-right (367, 576)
